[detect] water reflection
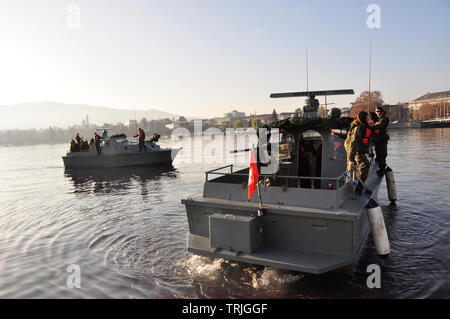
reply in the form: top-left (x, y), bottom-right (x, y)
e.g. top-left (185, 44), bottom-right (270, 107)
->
top-left (64, 165), bottom-right (178, 195)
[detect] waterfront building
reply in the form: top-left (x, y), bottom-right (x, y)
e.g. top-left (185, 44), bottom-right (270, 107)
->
top-left (409, 90), bottom-right (450, 117)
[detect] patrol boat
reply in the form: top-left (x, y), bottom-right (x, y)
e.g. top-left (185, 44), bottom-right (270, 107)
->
top-left (181, 89), bottom-right (385, 275)
top-left (63, 132), bottom-right (181, 169)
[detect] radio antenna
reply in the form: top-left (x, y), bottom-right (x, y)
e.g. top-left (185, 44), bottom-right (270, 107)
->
top-left (133, 106), bottom-right (138, 136)
top-left (368, 40), bottom-right (372, 113)
top-left (306, 46), bottom-right (309, 92)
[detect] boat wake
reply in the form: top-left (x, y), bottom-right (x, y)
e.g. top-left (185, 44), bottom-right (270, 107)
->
top-left (250, 267), bottom-right (303, 289)
top-left (181, 255), bottom-right (226, 280)
top-left (180, 255), bottom-right (303, 291)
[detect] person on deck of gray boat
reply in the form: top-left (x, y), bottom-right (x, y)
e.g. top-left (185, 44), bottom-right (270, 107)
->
top-left (134, 128), bottom-right (146, 152)
top-left (345, 111), bottom-right (373, 195)
top-left (70, 139), bottom-right (76, 153)
top-left (373, 106), bottom-right (390, 176)
top-left (75, 133), bottom-right (81, 145)
top-left (94, 133), bottom-right (102, 155)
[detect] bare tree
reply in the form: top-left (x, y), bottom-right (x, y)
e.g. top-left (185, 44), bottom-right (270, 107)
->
top-left (350, 90), bottom-right (384, 118)
top-left (419, 103), bottom-right (437, 120)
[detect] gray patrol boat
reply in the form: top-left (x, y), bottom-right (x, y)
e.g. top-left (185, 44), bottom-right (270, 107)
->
top-left (63, 132), bottom-right (180, 169)
top-left (182, 90), bottom-right (384, 275)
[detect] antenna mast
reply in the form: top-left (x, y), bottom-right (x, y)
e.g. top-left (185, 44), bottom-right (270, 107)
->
top-left (368, 40), bottom-right (372, 113)
top-left (133, 106), bottom-right (138, 136)
top-left (306, 46), bottom-right (309, 92)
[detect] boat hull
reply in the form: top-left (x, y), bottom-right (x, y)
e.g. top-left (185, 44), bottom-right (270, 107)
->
top-left (62, 149), bottom-right (178, 169)
top-left (182, 162), bottom-right (382, 275)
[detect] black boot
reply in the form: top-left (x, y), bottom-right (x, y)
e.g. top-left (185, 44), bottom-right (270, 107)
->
top-left (355, 182), bottom-right (364, 194)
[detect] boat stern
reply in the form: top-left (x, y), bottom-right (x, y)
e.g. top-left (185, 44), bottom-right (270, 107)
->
top-left (182, 162), bottom-right (382, 275)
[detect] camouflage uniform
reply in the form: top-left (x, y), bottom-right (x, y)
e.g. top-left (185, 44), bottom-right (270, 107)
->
top-left (373, 116), bottom-right (390, 172)
top-left (345, 117), bottom-right (371, 182)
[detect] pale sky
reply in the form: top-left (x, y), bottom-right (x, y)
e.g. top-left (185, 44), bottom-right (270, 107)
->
top-left (0, 0), bottom-right (449, 118)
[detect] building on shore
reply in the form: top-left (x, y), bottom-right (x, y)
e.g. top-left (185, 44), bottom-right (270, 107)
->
top-left (245, 113), bottom-right (274, 124)
top-left (409, 90), bottom-right (450, 116)
top-left (211, 116), bottom-right (232, 127)
top-left (81, 115), bottom-right (90, 127)
top-left (224, 110), bottom-right (246, 121)
top-left (383, 103), bottom-right (410, 121)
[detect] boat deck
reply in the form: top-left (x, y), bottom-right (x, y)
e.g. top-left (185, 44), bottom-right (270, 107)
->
top-left (188, 233), bottom-right (369, 274)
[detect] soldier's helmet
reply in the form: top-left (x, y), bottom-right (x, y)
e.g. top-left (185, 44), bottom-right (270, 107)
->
top-left (357, 111), bottom-right (369, 124)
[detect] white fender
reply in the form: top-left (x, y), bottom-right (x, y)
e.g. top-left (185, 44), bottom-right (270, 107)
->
top-left (385, 167), bottom-right (397, 204)
top-left (367, 199), bottom-right (390, 256)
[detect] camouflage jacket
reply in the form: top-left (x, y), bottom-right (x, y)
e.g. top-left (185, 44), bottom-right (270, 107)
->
top-left (345, 119), bottom-right (371, 162)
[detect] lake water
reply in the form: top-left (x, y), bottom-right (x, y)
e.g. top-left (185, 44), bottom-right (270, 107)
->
top-left (0, 128), bottom-right (449, 298)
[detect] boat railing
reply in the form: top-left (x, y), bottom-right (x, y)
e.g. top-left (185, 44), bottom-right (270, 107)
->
top-left (205, 164), bottom-right (348, 190)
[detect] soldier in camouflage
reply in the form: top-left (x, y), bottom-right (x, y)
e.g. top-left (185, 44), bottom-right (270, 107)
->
top-left (345, 111), bottom-right (373, 195)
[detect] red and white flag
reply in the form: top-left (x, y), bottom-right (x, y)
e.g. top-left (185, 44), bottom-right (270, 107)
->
top-left (248, 146), bottom-right (260, 201)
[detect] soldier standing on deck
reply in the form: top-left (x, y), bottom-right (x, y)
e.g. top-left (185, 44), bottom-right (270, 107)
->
top-left (134, 128), bottom-right (146, 152)
top-left (75, 133), bottom-right (82, 146)
top-left (373, 106), bottom-right (390, 176)
top-left (94, 133), bottom-right (102, 155)
top-left (70, 139), bottom-right (76, 153)
top-left (345, 111), bottom-right (373, 195)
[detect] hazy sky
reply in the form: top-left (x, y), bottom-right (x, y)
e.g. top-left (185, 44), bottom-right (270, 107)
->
top-left (0, 0), bottom-right (449, 118)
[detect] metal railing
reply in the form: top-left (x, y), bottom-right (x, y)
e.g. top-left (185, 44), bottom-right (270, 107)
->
top-left (205, 164), bottom-right (348, 190)
top-left (205, 164), bottom-right (235, 181)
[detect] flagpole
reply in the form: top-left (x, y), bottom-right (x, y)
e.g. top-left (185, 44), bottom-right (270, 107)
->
top-left (256, 179), bottom-right (263, 214)
top-left (248, 143), bottom-right (264, 216)
top-left (254, 144), bottom-right (264, 216)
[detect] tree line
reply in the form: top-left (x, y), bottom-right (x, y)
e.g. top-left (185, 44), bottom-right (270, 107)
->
top-left (2, 93), bottom-right (446, 147)
top-left (0, 118), bottom-right (173, 147)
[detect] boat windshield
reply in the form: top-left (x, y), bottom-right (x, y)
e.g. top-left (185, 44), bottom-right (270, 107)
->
top-left (116, 138), bottom-right (132, 144)
top-left (109, 134), bottom-right (132, 144)
top-left (206, 128), bottom-right (348, 190)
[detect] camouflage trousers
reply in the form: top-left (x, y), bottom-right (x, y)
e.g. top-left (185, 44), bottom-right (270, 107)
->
top-left (375, 142), bottom-right (388, 171)
top-left (350, 153), bottom-right (370, 182)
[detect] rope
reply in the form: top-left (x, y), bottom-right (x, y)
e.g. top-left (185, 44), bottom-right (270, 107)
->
top-left (345, 168), bottom-right (372, 200)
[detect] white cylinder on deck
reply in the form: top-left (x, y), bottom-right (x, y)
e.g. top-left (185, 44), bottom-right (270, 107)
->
top-left (367, 200), bottom-right (390, 255)
top-left (385, 167), bottom-right (397, 204)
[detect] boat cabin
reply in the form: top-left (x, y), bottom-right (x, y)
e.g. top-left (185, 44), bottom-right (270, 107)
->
top-left (265, 126), bottom-right (348, 190)
top-left (203, 120), bottom-right (354, 210)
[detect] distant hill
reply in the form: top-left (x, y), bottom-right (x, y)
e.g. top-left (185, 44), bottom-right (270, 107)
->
top-left (0, 102), bottom-right (178, 130)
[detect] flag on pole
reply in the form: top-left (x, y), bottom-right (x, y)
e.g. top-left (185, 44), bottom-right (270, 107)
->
top-left (248, 146), bottom-right (260, 201)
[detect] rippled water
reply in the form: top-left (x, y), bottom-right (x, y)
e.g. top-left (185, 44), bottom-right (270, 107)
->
top-left (0, 128), bottom-right (449, 298)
